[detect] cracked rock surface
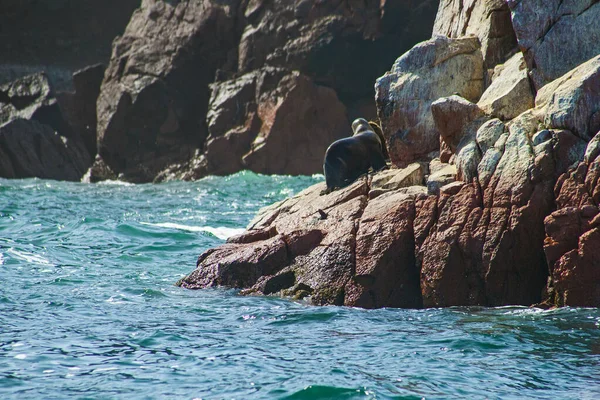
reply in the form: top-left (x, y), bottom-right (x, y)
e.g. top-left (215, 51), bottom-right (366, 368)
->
top-left (178, 169), bottom-right (427, 308)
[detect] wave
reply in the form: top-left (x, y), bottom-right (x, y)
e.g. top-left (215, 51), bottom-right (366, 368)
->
top-left (139, 222), bottom-right (245, 240)
top-left (7, 248), bottom-right (54, 266)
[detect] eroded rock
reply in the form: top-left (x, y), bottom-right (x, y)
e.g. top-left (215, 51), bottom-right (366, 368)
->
top-left (477, 51), bottom-right (534, 120)
top-left (433, 0), bottom-right (517, 68)
top-left (508, 0), bottom-right (600, 89)
top-left (535, 55), bottom-right (600, 141)
top-left (375, 36), bottom-right (484, 166)
top-left (543, 134), bottom-right (600, 307)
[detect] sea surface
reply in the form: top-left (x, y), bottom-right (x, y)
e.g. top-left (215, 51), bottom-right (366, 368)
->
top-left (1, 172), bottom-right (599, 399)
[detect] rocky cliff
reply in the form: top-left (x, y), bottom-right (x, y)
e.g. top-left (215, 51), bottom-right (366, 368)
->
top-left (0, 0), bottom-right (439, 182)
top-left (90, 0), bottom-right (440, 182)
top-left (180, 0), bottom-right (600, 308)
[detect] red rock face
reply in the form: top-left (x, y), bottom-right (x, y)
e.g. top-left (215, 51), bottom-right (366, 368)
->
top-left (240, 71), bottom-right (349, 175)
top-left (544, 156), bottom-right (600, 307)
top-left (345, 192), bottom-right (422, 309)
top-left (179, 173), bottom-right (428, 308)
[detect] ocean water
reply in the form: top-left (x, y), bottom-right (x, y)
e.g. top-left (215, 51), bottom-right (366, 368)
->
top-left (0, 172), bottom-right (599, 399)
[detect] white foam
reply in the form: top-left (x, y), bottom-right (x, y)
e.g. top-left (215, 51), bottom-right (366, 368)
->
top-left (7, 248), bottom-right (54, 266)
top-left (96, 180), bottom-right (134, 186)
top-left (140, 222), bottom-right (245, 240)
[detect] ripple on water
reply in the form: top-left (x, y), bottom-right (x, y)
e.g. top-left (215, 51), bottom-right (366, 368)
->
top-left (0, 175), bottom-right (599, 399)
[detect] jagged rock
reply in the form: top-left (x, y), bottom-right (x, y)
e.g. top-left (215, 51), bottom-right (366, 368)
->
top-left (83, 155), bottom-right (118, 183)
top-left (180, 165), bottom-right (432, 308)
top-left (543, 134), bottom-right (600, 307)
top-left (477, 51), bottom-right (534, 120)
top-left (0, 73), bottom-right (91, 180)
top-left (237, 0), bottom-right (439, 102)
top-left (345, 191), bottom-right (423, 308)
top-left (1, 72), bottom-right (68, 131)
top-left (433, 0), bottom-right (517, 68)
top-left (508, 0), bottom-right (600, 89)
top-left (96, 0), bottom-right (240, 182)
top-left (551, 130), bottom-right (588, 176)
top-left (427, 164), bottom-right (457, 195)
top-left (375, 36), bottom-right (484, 167)
top-left (535, 55), bottom-right (600, 141)
top-left (92, 0), bottom-right (439, 182)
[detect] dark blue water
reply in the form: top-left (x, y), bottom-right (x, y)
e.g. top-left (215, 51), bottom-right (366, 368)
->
top-left (1, 172), bottom-right (599, 399)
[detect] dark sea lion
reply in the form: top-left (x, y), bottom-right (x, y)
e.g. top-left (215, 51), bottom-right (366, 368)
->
top-left (322, 118), bottom-right (388, 193)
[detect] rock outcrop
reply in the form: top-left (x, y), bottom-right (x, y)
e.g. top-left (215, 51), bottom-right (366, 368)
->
top-left (181, 0), bottom-right (600, 308)
top-left (95, 0), bottom-right (241, 183)
top-left (543, 134), bottom-right (600, 307)
top-left (0, 73), bottom-right (91, 180)
top-left (433, 0), bottom-right (517, 69)
top-left (179, 169), bottom-right (426, 308)
top-left (204, 68), bottom-right (349, 176)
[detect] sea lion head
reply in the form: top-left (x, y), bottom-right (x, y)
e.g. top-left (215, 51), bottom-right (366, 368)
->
top-left (351, 118), bottom-right (371, 135)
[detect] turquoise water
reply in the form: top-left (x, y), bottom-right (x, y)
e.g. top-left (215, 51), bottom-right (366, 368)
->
top-left (1, 172), bottom-right (599, 399)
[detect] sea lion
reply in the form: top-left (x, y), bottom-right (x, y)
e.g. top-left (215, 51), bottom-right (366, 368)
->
top-left (322, 118), bottom-right (388, 193)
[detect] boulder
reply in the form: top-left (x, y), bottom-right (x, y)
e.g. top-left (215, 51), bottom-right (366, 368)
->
top-left (433, 0), bottom-right (517, 68)
top-left (369, 163), bottom-right (426, 199)
top-left (508, 0), bottom-right (600, 89)
top-left (431, 95), bottom-right (488, 166)
top-left (431, 95), bottom-right (486, 155)
top-left (476, 118), bottom-right (505, 154)
top-left (96, 0), bottom-right (240, 182)
top-left (375, 36), bottom-right (484, 167)
top-left (535, 55), bottom-right (600, 141)
top-left (477, 51), bottom-right (534, 120)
